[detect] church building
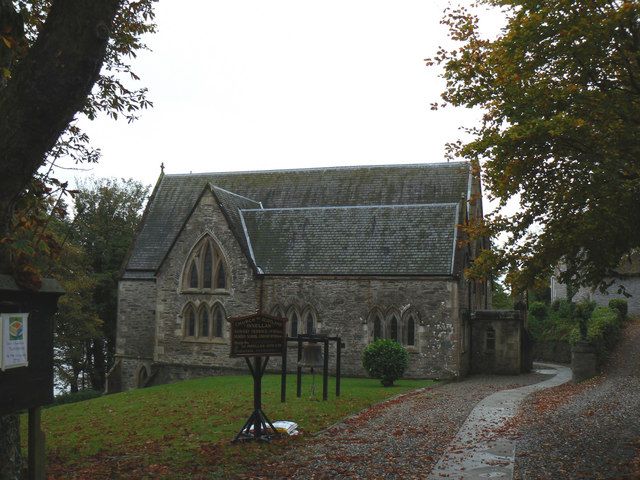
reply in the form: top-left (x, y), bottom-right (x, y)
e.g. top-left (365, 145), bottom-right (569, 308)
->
top-left (111, 162), bottom-right (491, 391)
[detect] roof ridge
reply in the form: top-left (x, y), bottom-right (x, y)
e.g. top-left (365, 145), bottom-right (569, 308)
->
top-left (164, 161), bottom-right (469, 178)
top-left (240, 202), bottom-right (459, 213)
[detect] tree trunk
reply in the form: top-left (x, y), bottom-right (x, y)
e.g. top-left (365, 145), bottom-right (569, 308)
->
top-left (0, 415), bottom-right (21, 480)
top-left (0, 0), bottom-right (120, 236)
top-left (90, 337), bottom-right (106, 391)
top-left (0, 1), bottom-right (121, 477)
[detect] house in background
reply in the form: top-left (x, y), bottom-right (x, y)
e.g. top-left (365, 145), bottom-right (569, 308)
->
top-left (551, 253), bottom-right (640, 315)
top-left (109, 162), bottom-right (500, 392)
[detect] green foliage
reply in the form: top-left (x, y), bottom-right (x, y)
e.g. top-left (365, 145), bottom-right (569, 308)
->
top-left (50, 389), bottom-right (103, 408)
top-left (608, 299), bottom-right (628, 322)
top-left (491, 279), bottom-right (512, 309)
top-left (430, 1), bottom-right (640, 294)
top-left (569, 306), bottom-right (622, 362)
top-left (51, 239), bottom-right (103, 394)
top-left (21, 375), bottom-right (434, 477)
top-left (62, 178), bottom-right (149, 391)
top-left (44, 178), bottom-right (148, 393)
top-left (362, 339), bottom-right (409, 386)
top-left (528, 301), bottom-right (547, 320)
top-left (530, 297), bottom-right (622, 363)
top-left (556, 299), bottom-right (575, 319)
top-left (574, 299), bottom-right (597, 341)
top-left (528, 299), bottom-right (575, 343)
top-left (526, 300), bottom-right (548, 340)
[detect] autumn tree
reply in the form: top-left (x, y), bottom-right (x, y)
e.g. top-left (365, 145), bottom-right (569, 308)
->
top-left (430, 1), bottom-right (640, 294)
top-left (0, 1), bottom-right (155, 477)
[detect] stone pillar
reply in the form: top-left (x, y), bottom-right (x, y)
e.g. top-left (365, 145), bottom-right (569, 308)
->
top-left (571, 341), bottom-right (597, 382)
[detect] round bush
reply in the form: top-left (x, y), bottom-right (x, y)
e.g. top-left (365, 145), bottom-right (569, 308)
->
top-left (362, 339), bottom-right (408, 387)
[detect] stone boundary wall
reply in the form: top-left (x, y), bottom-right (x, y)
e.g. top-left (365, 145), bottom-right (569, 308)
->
top-left (532, 340), bottom-right (571, 364)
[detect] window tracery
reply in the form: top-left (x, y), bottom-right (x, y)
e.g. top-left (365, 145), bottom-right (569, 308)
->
top-left (181, 302), bottom-right (226, 341)
top-left (182, 235), bottom-right (229, 292)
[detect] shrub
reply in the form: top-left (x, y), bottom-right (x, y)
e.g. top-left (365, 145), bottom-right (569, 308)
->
top-left (556, 299), bottom-right (574, 319)
top-left (569, 306), bottom-right (622, 363)
top-left (362, 339), bottom-right (408, 387)
top-left (527, 301), bottom-right (549, 342)
top-left (608, 299), bottom-right (628, 322)
top-left (528, 301), bottom-right (547, 320)
top-left (574, 299), bottom-right (597, 341)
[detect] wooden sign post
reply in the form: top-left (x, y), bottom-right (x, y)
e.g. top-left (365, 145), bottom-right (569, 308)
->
top-left (227, 312), bottom-right (287, 442)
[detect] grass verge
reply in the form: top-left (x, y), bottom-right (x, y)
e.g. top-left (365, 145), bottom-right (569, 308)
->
top-left (22, 374), bottom-right (434, 479)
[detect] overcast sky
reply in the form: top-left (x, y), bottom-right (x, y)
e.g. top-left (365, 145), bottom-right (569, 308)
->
top-left (55, 0), bottom-right (504, 190)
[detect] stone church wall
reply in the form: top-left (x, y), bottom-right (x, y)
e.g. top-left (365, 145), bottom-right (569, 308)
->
top-left (151, 190), bottom-right (260, 377)
top-left (115, 279), bottom-right (157, 390)
top-left (261, 276), bottom-right (461, 379)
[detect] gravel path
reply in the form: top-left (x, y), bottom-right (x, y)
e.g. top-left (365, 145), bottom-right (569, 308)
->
top-left (514, 320), bottom-right (640, 479)
top-left (248, 372), bottom-right (550, 479)
top-left (429, 363), bottom-right (570, 479)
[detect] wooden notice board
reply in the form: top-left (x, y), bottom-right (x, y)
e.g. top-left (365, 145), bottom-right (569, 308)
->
top-left (228, 312), bottom-right (287, 357)
top-left (0, 275), bottom-right (63, 416)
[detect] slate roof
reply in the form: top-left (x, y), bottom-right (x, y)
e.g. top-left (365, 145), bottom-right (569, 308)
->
top-left (240, 204), bottom-right (459, 275)
top-left (124, 162), bottom-right (470, 276)
top-left (211, 185), bottom-right (262, 264)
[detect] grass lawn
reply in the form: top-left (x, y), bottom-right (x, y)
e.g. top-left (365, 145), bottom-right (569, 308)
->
top-left (22, 374), bottom-right (435, 479)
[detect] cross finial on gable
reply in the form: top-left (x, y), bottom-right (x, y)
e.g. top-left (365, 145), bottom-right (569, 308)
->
top-left (160, 162), bottom-right (165, 174)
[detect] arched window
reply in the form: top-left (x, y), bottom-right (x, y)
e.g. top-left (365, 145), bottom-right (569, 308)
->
top-left (402, 309), bottom-right (419, 347)
top-left (304, 310), bottom-right (316, 335)
top-left (271, 305), bottom-right (285, 318)
top-left (288, 309), bottom-right (299, 337)
top-left (183, 304), bottom-right (196, 338)
top-left (389, 314), bottom-right (399, 342)
top-left (182, 235), bottom-right (230, 292)
top-left (199, 306), bottom-right (210, 338)
top-left (137, 365), bottom-right (149, 388)
top-left (373, 312), bottom-right (383, 341)
top-left (406, 315), bottom-right (416, 346)
top-left (213, 304), bottom-right (225, 339)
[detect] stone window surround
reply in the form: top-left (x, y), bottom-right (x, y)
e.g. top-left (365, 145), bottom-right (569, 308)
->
top-left (402, 308), bottom-right (419, 348)
top-left (285, 305), bottom-right (319, 338)
top-left (367, 306), bottom-right (420, 351)
top-left (271, 304), bottom-right (320, 341)
top-left (181, 301), bottom-right (228, 344)
top-left (181, 234), bottom-right (231, 294)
